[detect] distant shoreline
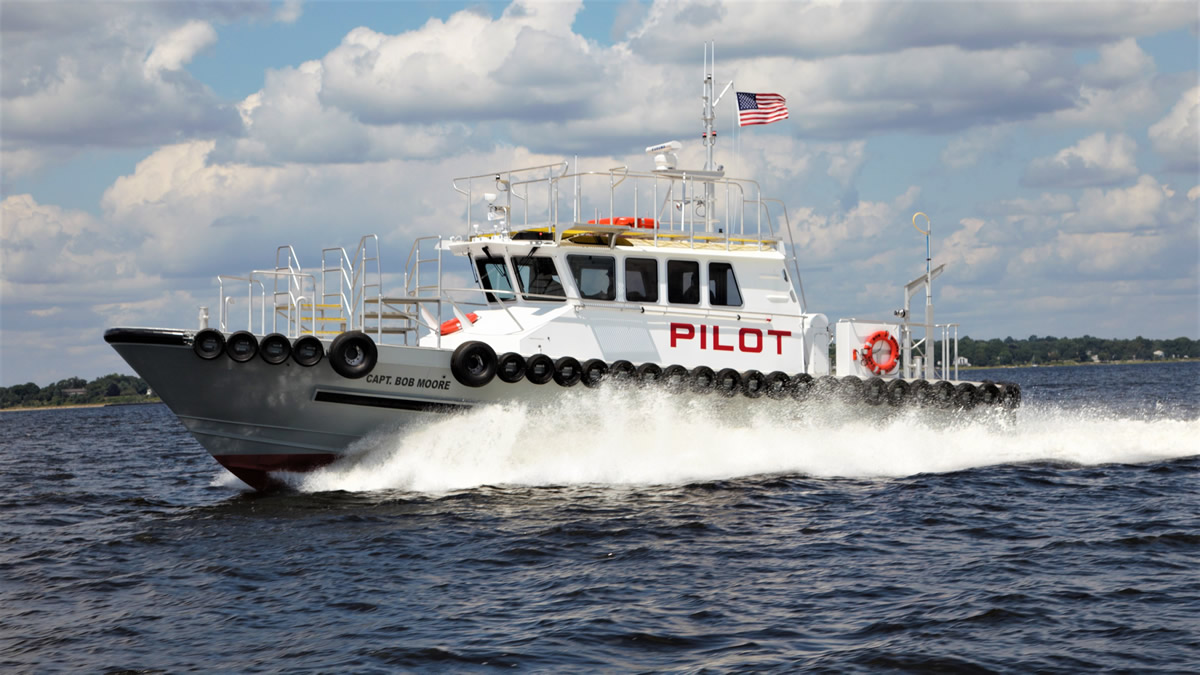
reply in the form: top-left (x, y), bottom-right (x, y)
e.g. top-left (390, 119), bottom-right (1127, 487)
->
top-left (0, 400), bottom-right (162, 413)
top-left (961, 358), bottom-right (1195, 370)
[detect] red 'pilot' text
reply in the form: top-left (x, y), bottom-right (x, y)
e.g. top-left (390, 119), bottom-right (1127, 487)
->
top-left (669, 322), bottom-right (791, 354)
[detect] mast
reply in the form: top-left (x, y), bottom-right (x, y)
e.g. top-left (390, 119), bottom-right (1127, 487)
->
top-left (703, 42), bottom-right (716, 172)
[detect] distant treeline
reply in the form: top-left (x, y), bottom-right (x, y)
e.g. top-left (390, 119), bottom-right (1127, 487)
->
top-left (953, 335), bottom-right (1198, 367)
top-left (1, 374), bottom-right (153, 409)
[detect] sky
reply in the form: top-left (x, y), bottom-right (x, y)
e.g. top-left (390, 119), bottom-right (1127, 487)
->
top-left (1, 0), bottom-right (1198, 386)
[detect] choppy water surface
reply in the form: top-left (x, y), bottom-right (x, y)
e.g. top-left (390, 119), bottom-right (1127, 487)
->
top-left (1, 362), bottom-right (1197, 672)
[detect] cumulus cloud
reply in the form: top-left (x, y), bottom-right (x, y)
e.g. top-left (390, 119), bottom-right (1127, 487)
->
top-left (1066, 175), bottom-right (1173, 232)
top-left (626, 0), bottom-right (1197, 61)
top-left (275, 0), bottom-right (303, 24)
top-left (1022, 132), bottom-right (1138, 189)
top-left (143, 20), bottom-right (218, 76)
top-left (0, 2), bottom-right (251, 174)
top-left (318, 1), bottom-right (600, 125)
top-left (1149, 86), bottom-right (1200, 173)
top-left (941, 125), bottom-right (1014, 169)
top-left (1081, 38), bottom-right (1155, 88)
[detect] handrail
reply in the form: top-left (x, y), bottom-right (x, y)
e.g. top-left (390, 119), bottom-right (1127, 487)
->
top-left (216, 275), bottom-right (266, 334)
top-left (759, 197), bottom-right (807, 310)
top-left (252, 269), bottom-right (317, 337)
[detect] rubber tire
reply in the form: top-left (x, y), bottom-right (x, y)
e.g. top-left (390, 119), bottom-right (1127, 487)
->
top-left (330, 330), bottom-right (379, 380)
top-left (689, 366), bottom-right (716, 394)
top-left (764, 371), bottom-right (791, 400)
top-left (999, 381), bottom-right (1022, 409)
top-left (741, 370), bottom-right (766, 399)
top-left (636, 363), bottom-right (662, 387)
top-left (497, 352), bottom-right (526, 383)
top-left (910, 379), bottom-right (932, 406)
top-left (449, 340), bottom-right (496, 387)
top-left (193, 329), bottom-right (225, 360)
top-left (259, 333), bottom-right (291, 365)
top-left (814, 375), bottom-right (840, 400)
top-left (714, 368), bottom-right (742, 398)
top-left (978, 382), bottom-right (1001, 407)
top-left (226, 331), bottom-right (259, 363)
top-left (838, 376), bottom-right (864, 404)
top-left (553, 356), bottom-right (583, 387)
top-left (954, 382), bottom-right (979, 410)
top-left (863, 377), bottom-right (887, 406)
top-left (931, 380), bottom-right (955, 409)
top-left (292, 336), bottom-right (324, 367)
top-left (790, 373), bottom-right (815, 401)
top-left (525, 354), bottom-right (555, 385)
top-left (608, 360), bottom-right (636, 381)
top-left (581, 359), bottom-right (608, 388)
top-left (885, 379), bottom-right (910, 407)
top-left (661, 365), bottom-right (689, 393)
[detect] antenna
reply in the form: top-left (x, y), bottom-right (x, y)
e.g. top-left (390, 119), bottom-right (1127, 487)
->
top-left (901, 212), bottom-right (940, 379)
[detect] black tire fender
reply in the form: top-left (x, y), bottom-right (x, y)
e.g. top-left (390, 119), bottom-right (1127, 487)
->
top-left (790, 373), bottom-right (815, 401)
top-left (714, 368), bottom-right (742, 397)
top-left (764, 371), bottom-right (791, 399)
top-left (932, 380), bottom-right (955, 408)
top-left (954, 382), bottom-right (979, 410)
top-left (226, 331), bottom-right (259, 363)
top-left (553, 356), bottom-right (583, 387)
top-left (635, 363), bottom-right (662, 386)
top-left (581, 359), bottom-right (608, 388)
top-left (910, 379), bottom-right (932, 406)
top-left (999, 381), bottom-right (1022, 409)
top-left (450, 340), bottom-right (496, 387)
top-left (525, 353), bottom-right (554, 385)
top-left (689, 366), bottom-right (715, 394)
top-left (978, 382), bottom-right (1001, 406)
top-left (330, 331), bottom-right (379, 379)
top-left (885, 379), bottom-right (910, 407)
top-left (838, 376), bottom-right (864, 404)
top-left (741, 370), bottom-right (765, 398)
top-left (193, 329), bottom-right (225, 360)
top-left (863, 377), bottom-right (887, 406)
top-left (609, 360), bottom-right (636, 381)
top-left (497, 352), bottom-right (526, 383)
top-left (292, 335), bottom-right (324, 367)
top-left (661, 364), bottom-right (689, 393)
top-left (259, 333), bottom-right (291, 365)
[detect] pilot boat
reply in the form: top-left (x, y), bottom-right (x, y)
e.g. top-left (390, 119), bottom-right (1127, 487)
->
top-left (105, 61), bottom-right (1019, 491)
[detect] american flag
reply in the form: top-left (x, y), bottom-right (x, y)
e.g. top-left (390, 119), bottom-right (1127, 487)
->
top-left (736, 92), bottom-right (789, 127)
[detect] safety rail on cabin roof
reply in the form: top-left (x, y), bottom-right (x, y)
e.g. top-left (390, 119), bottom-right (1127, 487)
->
top-left (451, 163), bottom-right (781, 250)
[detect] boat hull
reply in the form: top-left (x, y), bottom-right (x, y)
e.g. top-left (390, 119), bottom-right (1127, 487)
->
top-left (105, 328), bottom-right (556, 490)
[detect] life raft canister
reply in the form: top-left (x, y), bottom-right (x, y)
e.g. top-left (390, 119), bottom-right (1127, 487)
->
top-left (586, 217), bottom-right (656, 229)
top-left (440, 312), bottom-right (479, 336)
top-left (860, 330), bottom-right (899, 375)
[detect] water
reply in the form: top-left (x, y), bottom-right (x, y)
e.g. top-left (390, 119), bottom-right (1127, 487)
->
top-left (1, 362), bottom-right (1197, 672)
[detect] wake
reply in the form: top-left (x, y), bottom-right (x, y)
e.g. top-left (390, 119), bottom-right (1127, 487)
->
top-left (285, 386), bottom-right (1199, 493)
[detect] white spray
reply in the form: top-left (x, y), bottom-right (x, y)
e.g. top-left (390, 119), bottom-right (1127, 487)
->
top-left (289, 386), bottom-right (1199, 494)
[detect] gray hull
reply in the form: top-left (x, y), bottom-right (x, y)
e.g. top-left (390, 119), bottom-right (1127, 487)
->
top-left (105, 328), bottom-right (548, 489)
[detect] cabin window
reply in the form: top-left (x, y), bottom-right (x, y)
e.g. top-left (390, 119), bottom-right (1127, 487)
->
top-left (709, 262), bottom-right (742, 307)
top-left (624, 258), bottom-right (658, 303)
top-left (475, 257), bottom-right (515, 303)
top-left (667, 260), bottom-right (700, 305)
top-left (567, 255), bottom-right (616, 300)
top-left (514, 256), bottom-right (565, 302)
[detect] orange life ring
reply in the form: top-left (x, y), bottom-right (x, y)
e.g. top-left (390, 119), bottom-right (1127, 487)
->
top-left (440, 312), bottom-right (479, 336)
top-left (860, 330), bottom-right (899, 375)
